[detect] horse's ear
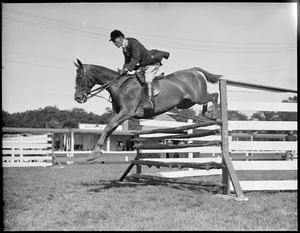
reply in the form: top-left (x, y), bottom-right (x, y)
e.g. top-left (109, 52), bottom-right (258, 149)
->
top-left (73, 61), bottom-right (79, 68)
top-left (73, 59), bottom-right (83, 68)
top-left (77, 59), bottom-right (83, 67)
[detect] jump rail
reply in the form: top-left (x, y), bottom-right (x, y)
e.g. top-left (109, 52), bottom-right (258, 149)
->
top-left (119, 120), bottom-right (228, 195)
top-left (222, 79), bottom-right (297, 93)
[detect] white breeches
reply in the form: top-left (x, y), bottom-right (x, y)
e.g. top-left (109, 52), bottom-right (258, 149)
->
top-left (144, 63), bottom-right (160, 83)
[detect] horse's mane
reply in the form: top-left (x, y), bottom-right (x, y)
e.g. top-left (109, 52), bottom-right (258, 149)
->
top-left (86, 64), bottom-right (118, 76)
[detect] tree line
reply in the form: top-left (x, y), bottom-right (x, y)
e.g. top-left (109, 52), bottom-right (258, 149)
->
top-left (2, 106), bottom-right (115, 129)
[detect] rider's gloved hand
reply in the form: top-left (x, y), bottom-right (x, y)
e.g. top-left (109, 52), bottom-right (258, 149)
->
top-left (118, 68), bottom-right (128, 76)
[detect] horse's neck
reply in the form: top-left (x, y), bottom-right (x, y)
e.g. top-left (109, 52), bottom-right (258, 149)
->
top-left (88, 65), bottom-right (118, 85)
top-left (89, 65), bottom-right (141, 101)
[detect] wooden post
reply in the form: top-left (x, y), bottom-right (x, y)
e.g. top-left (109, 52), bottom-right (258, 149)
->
top-left (119, 134), bottom-right (141, 181)
top-left (12, 143), bottom-right (15, 164)
top-left (107, 137), bottom-right (110, 151)
top-left (66, 130), bottom-right (74, 165)
top-left (220, 80), bottom-right (230, 194)
top-left (119, 149), bottom-right (141, 181)
top-left (51, 132), bottom-right (64, 168)
top-left (135, 132), bottom-right (142, 174)
top-left (70, 130), bottom-right (74, 157)
top-left (20, 136), bottom-right (24, 165)
top-left (51, 132), bottom-right (55, 166)
top-left (136, 149), bottom-right (141, 174)
top-left (219, 79), bottom-right (245, 198)
top-left (187, 119), bottom-right (193, 171)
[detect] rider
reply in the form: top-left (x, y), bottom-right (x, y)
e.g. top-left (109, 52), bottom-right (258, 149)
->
top-left (109, 29), bottom-right (169, 110)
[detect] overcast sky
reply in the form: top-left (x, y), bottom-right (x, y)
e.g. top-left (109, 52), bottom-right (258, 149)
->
top-left (2, 2), bottom-right (297, 116)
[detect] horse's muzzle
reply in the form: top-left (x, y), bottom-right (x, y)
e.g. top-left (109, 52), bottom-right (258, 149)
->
top-left (74, 93), bottom-right (87, 103)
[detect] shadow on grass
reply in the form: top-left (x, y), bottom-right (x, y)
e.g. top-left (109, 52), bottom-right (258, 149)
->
top-left (82, 179), bottom-right (153, 189)
top-left (82, 179), bottom-right (223, 194)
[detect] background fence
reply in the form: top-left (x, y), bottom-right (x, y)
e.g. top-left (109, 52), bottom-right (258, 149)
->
top-left (2, 133), bottom-right (53, 167)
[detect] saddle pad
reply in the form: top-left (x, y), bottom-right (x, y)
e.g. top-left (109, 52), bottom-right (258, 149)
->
top-left (152, 72), bottom-right (164, 96)
top-left (153, 79), bottom-right (160, 97)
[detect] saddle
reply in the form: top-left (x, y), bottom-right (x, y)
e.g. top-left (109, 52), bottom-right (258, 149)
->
top-left (136, 71), bottom-right (164, 96)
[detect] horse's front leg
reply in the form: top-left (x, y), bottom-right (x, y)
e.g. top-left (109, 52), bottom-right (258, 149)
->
top-left (87, 111), bottom-right (131, 161)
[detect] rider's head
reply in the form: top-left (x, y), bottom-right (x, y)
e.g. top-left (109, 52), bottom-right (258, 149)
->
top-left (109, 30), bottom-right (125, 48)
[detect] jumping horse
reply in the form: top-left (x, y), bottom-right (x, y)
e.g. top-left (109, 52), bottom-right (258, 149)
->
top-left (74, 59), bottom-right (222, 161)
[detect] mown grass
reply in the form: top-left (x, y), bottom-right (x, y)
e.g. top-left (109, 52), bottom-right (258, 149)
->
top-left (2, 163), bottom-right (298, 231)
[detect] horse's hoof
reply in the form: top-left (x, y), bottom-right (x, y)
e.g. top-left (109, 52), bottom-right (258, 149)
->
top-left (210, 114), bottom-right (217, 120)
top-left (86, 150), bottom-right (102, 161)
top-left (86, 157), bottom-right (96, 161)
top-left (205, 112), bottom-right (217, 121)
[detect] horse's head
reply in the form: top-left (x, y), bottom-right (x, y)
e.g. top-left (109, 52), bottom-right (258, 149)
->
top-left (74, 59), bottom-right (94, 103)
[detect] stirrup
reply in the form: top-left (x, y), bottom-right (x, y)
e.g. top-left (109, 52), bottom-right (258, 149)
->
top-left (155, 72), bottom-right (165, 80)
top-left (143, 100), bottom-right (154, 110)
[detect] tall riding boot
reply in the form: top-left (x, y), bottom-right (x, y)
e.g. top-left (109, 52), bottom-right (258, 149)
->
top-left (143, 82), bottom-right (154, 110)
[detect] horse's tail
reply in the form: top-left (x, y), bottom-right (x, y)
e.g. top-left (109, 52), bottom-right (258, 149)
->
top-left (191, 67), bottom-right (222, 84)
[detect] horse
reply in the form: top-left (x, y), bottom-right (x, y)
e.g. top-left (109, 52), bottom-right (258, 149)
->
top-left (73, 59), bottom-right (222, 161)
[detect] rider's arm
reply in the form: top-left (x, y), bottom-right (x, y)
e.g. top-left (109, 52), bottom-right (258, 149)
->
top-left (123, 39), bottom-right (141, 71)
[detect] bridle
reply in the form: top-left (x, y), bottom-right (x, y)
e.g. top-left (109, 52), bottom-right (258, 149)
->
top-left (76, 66), bottom-right (121, 101)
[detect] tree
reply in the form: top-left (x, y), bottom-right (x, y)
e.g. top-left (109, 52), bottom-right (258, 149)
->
top-left (249, 96), bottom-right (297, 135)
top-left (282, 96), bottom-right (297, 103)
top-left (251, 111), bottom-right (281, 121)
top-left (228, 110), bottom-right (248, 121)
top-left (2, 106), bottom-right (116, 128)
top-left (46, 118), bottom-right (62, 128)
top-left (250, 96), bottom-right (297, 121)
top-left (278, 95), bottom-right (297, 121)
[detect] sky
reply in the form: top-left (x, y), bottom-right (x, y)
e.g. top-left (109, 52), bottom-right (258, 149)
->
top-left (2, 2), bottom-right (297, 117)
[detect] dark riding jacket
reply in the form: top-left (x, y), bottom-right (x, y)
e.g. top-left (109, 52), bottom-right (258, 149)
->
top-left (123, 38), bottom-right (169, 71)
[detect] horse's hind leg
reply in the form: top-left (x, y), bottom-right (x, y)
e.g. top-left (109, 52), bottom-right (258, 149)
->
top-left (209, 92), bottom-right (219, 119)
top-left (198, 92), bottom-right (219, 120)
top-left (202, 104), bottom-right (208, 116)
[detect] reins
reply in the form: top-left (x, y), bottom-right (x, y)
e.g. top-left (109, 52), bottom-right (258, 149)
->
top-left (82, 66), bottom-right (145, 102)
top-left (85, 73), bottom-right (120, 100)
top-left (85, 72), bottom-right (138, 101)
top-left (86, 76), bottom-right (119, 99)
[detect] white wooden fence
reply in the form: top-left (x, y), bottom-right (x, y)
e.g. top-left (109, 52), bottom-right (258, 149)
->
top-left (2, 133), bottom-right (53, 167)
top-left (137, 103), bottom-right (297, 191)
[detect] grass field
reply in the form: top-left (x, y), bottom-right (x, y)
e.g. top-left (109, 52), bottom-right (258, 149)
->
top-left (2, 163), bottom-right (298, 231)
